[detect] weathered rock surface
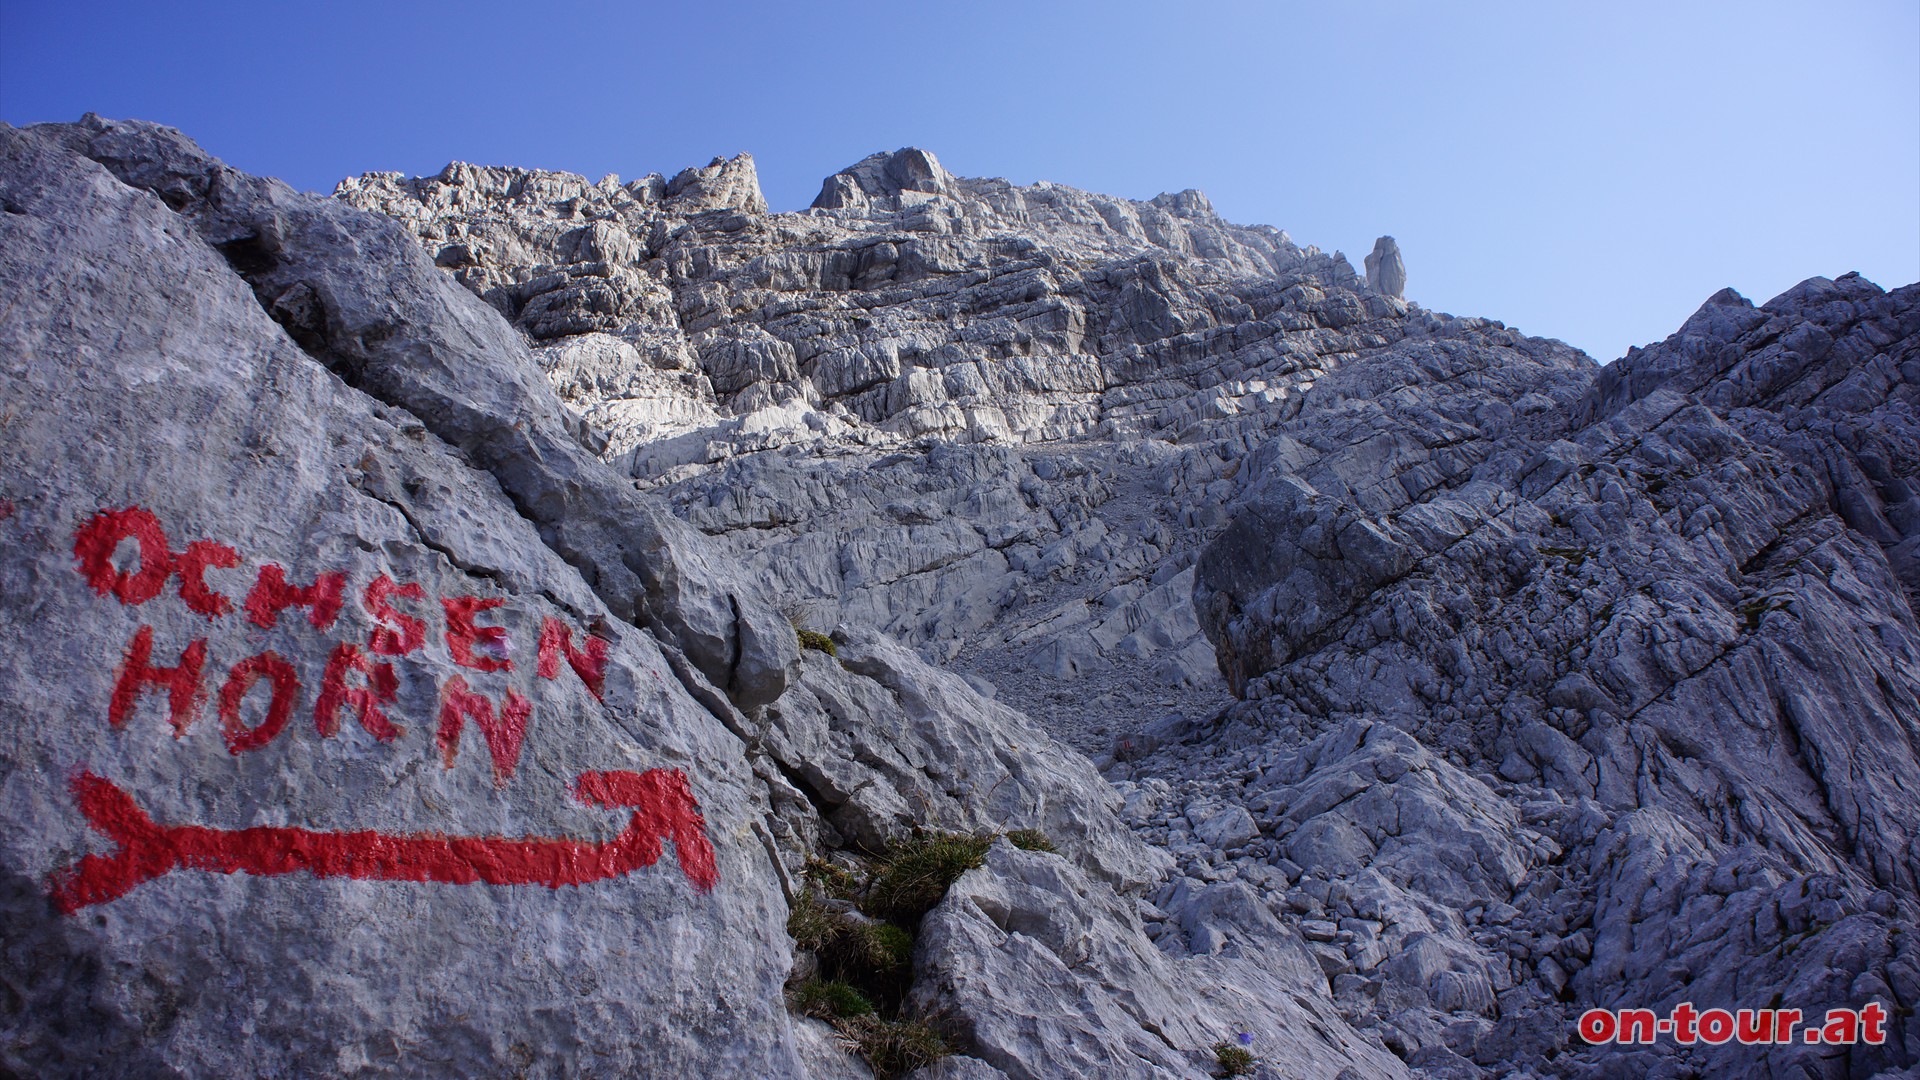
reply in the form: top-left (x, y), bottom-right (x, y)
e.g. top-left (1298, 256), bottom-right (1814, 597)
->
top-left (1190, 275), bottom-right (1920, 1077)
top-left (1365, 235), bottom-right (1406, 299)
top-left (7, 113), bottom-right (1918, 1079)
top-left (911, 842), bottom-right (1409, 1079)
top-left (48, 117), bottom-right (806, 713)
top-left (0, 118), bottom-right (798, 1077)
top-left (762, 626), bottom-right (1169, 889)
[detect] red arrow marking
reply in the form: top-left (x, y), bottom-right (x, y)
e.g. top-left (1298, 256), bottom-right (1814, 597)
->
top-left (46, 769), bottom-right (718, 914)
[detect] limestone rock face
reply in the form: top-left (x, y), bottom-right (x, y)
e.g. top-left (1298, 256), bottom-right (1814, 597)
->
top-left (335, 132), bottom-right (1920, 1074)
top-left (1365, 235), bottom-right (1406, 298)
top-left (10, 110), bottom-right (1920, 1080)
top-left (1190, 276), bottom-right (1920, 1076)
top-left (0, 119), bottom-right (801, 1078)
top-left (765, 626), bottom-right (1171, 889)
top-left (910, 843), bottom-right (1410, 1080)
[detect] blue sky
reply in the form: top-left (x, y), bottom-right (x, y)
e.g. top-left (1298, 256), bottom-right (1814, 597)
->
top-left (3, 1), bottom-right (1915, 362)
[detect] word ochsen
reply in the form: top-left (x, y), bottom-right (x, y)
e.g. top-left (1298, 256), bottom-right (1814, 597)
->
top-left (1578, 1002), bottom-right (1889, 1046)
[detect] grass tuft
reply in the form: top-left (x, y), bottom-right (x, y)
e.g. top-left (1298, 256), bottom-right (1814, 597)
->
top-left (1538, 545), bottom-right (1591, 567)
top-left (837, 1016), bottom-right (950, 1079)
top-left (796, 627), bottom-right (838, 655)
top-left (1005, 828), bottom-right (1056, 853)
top-left (804, 856), bottom-right (862, 900)
top-left (1740, 595), bottom-right (1791, 631)
top-left (787, 890), bottom-right (837, 953)
top-left (848, 921), bottom-right (916, 973)
top-left (863, 832), bottom-right (995, 923)
top-left (1213, 1041), bottom-right (1255, 1076)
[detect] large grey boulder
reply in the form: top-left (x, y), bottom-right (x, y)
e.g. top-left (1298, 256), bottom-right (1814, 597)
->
top-left (812, 147), bottom-right (958, 211)
top-left (911, 844), bottom-right (1410, 1080)
top-left (764, 627), bottom-right (1170, 888)
top-left (0, 120), bottom-right (805, 1077)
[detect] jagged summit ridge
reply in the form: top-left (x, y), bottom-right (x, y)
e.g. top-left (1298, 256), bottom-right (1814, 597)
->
top-left (335, 142), bottom-right (1430, 480)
